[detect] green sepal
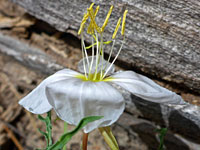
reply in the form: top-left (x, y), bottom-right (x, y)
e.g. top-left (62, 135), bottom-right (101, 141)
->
top-left (99, 126), bottom-right (119, 150)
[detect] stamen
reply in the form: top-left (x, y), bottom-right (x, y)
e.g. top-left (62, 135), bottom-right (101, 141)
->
top-left (87, 6), bottom-right (100, 34)
top-left (78, 3), bottom-right (95, 35)
top-left (121, 10), bottom-right (128, 36)
top-left (101, 5), bottom-right (113, 32)
top-left (88, 36), bottom-right (95, 76)
top-left (101, 36), bottom-right (125, 79)
top-left (100, 33), bottom-right (104, 78)
top-left (81, 33), bottom-right (88, 79)
top-left (81, 34), bottom-right (90, 71)
top-left (112, 17), bottom-right (121, 39)
top-left (92, 34), bottom-right (97, 41)
top-left (88, 8), bottom-right (101, 33)
top-left (93, 30), bottom-right (99, 80)
top-left (85, 43), bottom-right (96, 49)
top-left (79, 5), bottom-right (128, 82)
top-left (89, 3), bottom-right (95, 9)
top-left (78, 13), bottom-right (89, 35)
top-left (94, 6), bottom-right (100, 16)
top-left (104, 40), bottom-right (112, 44)
top-left (104, 39), bottom-right (115, 71)
top-left (85, 40), bottom-right (111, 49)
top-left (104, 17), bottom-right (121, 70)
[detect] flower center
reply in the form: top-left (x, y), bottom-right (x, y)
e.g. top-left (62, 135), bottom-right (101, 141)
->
top-left (75, 73), bottom-right (113, 82)
top-left (76, 73), bottom-right (114, 82)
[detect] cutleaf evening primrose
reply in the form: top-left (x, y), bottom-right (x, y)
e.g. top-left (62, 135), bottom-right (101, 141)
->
top-left (19, 3), bottom-right (186, 137)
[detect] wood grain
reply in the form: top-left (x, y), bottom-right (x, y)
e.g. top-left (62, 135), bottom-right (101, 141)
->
top-left (0, 32), bottom-right (200, 148)
top-left (10, 0), bottom-right (200, 93)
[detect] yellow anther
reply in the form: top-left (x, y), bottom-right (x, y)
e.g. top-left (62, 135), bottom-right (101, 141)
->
top-left (101, 5), bottom-right (113, 32)
top-left (121, 10), bottom-right (128, 36)
top-left (94, 5), bottom-right (100, 16)
top-left (87, 9), bottom-right (94, 34)
top-left (89, 3), bottom-right (94, 9)
top-left (87, 6), bottom-right (100, 34)
top-left (78, 3), bottom-right (94, 35)
top-left (88, 7), bottom-right (101, 33)
top-left (112, 17), bottom-right (121, 39)
top-left (78, 13), bottom-right (89, 35)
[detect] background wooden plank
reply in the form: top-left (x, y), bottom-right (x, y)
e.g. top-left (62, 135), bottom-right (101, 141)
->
top-left (10, 0), bottom-right (200, 93)
top-left (0, 32), bottom-right (200, 149)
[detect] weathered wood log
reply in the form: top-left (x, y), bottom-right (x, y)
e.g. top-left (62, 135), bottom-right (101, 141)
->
top-left (0, 32), bottom-right (200, 149)
top-left (0, 33), bottom-right (63, 74)
top-left (10, 0), bottom-right (200, 94)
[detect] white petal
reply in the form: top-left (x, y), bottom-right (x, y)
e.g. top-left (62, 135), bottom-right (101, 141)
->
top-left (46, 78), bottom-right (125, 133)
top-left (78, 56), bottom-right (115, 75)
top-left (109, 71), bottom-right (186, 105)
top-left (19, 69), bottom-right (80, 114)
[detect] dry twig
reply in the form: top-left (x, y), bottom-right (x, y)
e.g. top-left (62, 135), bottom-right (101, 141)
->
top-left (3, 124), bottom-right (23, 150)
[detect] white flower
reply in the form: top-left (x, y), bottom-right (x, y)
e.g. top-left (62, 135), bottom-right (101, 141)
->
top-left (19, 4), bottom-right (186, 133)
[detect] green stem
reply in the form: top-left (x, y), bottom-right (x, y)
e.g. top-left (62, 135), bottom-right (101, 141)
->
top-left (47, 111), bottom-right (52, 146)
top-left (62, 122), bottom-right (68, 150)
top-left (37, 111), bottom-right (53, 149)
top-left (157, 128), bottom-right (167, 150)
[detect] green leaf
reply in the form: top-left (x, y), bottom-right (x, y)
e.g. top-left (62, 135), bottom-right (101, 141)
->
top-left (47, 116), bottom-right (103, 150)
top-left (38, 115), bottom-right (46, 122)
top-left (38, 128), bottom-right (49, 145)
top-left (38, 111), bottom-right (53, 148)
top-left (156, 128), bottom-right (167, 150)
top-left (47, 111), bottom-right (52, 146)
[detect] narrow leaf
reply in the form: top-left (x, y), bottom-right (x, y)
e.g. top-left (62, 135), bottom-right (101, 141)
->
top-left (37, 111), bottom-right (53, 149)
top-left (38, 115), bottom-right (46, 122)
top-left (48, 116), bottom-right (103, 150)
top-left (38, 128), bottom-right (49, 146)
top-left (156, 128), bottom-right (167, 150)
top-left (47, 111), bottom-right (52, 146)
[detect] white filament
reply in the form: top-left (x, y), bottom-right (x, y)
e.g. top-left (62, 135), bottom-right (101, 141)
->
top-left (104, 39), bottom-right (115, 72)
top-left (81, 33), bottom-right (88, 79)
top-left (89, 36), bottom-right (95, 75)
top-left (81, 34), bottom-right (90, 71)
top-left (93, 30), bottom-right (99, 80)
top-left (100, 33), bottom-right (104, 78)
top-left (101, 37), bottom-right (125, 79)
